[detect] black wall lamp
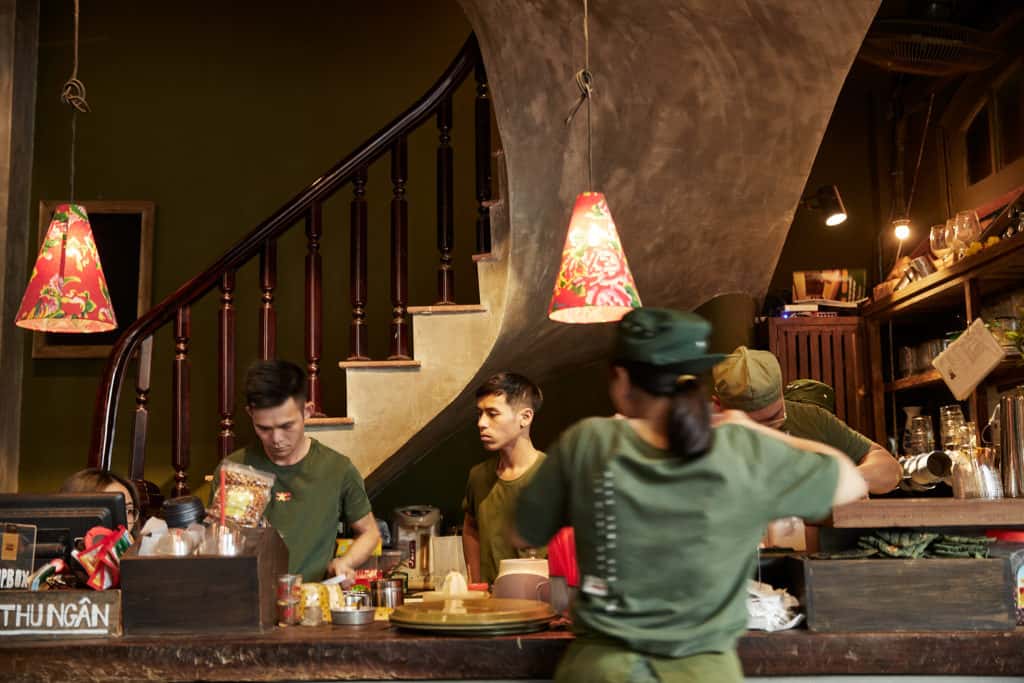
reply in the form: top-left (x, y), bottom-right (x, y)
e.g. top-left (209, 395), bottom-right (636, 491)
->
top-left (800, 185), bottom-right (847, 227)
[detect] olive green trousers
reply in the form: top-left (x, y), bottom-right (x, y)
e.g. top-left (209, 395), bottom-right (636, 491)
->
top-left (554, 638), bottom-right (743, 683)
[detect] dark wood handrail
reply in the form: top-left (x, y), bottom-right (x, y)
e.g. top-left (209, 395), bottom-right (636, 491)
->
top-left (89, 35), bottom-right (482, 469)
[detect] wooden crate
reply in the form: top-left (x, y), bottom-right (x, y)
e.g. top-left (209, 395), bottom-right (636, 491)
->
top-left (120, 527), bottom-right (287, 634)
top-left (799, 557), bottom-right (1014, 632)
top-left (0, 589), bottom-right (121, 639)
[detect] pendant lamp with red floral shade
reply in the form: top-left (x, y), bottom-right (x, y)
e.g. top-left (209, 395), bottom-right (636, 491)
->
top-left (15, 0), bottom-right (117, 334)
top-left (548, 192), bottom-right (641, 323)
top-left (548, 0), bottom-right (641, 324)
top-left (15, 203), bottom-right (117, 332)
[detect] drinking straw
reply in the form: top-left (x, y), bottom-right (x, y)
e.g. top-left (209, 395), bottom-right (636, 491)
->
top-left (219, 467), bottom-right (226, 527)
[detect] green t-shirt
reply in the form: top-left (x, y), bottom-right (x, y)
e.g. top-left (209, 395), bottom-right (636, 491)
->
top-left (516, 417), bottom-right (838, 659)
top-left (782, 399), bottom-right (872, 464)
top-left (463, 453), bottom-right (547, 584)
top-left (219, 438), bottom-right (372, 582)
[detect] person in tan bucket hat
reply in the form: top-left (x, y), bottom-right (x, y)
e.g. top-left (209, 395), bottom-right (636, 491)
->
top-left (713, 347), bottom-right (900, 494)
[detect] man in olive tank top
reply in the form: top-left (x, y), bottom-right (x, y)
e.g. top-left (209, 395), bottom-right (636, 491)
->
top-left (462, 372), bottom-right (547, 584)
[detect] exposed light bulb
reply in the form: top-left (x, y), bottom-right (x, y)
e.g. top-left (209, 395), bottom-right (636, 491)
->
top-left (894, 220), bottom-right (911, 241)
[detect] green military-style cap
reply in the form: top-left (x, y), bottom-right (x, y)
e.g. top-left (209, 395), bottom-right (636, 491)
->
top-left (784, 378), bottom-right (836, 414)
top-left (614, 307), bottom-right (727, 371)
top-left (712, 346), bottom-right (783, 412)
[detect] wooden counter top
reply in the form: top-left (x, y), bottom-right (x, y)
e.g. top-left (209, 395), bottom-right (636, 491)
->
top-left (7, 622), bottom-right (1024, 681)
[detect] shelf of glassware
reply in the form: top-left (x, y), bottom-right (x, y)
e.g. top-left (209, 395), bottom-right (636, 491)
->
top-left (863, 233), bottom-right (1024, 323)
top-left (832, 497), bottom-right (1024, 528)
top-left (883, 357), bottom-right (1024, 393)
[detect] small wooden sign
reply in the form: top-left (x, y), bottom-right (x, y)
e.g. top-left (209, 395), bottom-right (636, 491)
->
top-left (0, 590), bottom-right (121, 638)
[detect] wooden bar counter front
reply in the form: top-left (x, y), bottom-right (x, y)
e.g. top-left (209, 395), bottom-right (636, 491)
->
top-left (7, 622), bottom-right (1024, 681)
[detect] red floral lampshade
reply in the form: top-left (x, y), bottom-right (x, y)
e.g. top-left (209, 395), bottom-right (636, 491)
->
top-left (15, 203), bottom-right (117, 332)
top-left (548, 192), bottom-right (642, 323)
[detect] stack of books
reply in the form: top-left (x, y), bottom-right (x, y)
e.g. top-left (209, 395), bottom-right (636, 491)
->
top-left (787, 269), bottom-right (868, 316)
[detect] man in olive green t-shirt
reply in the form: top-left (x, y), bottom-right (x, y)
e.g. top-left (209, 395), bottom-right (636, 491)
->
top-left (712, 347), bottom-right (901, 494)
top-left (215, 360), bottom-right (379, 583)
top-left (462, 372), bottom-right (547, 584)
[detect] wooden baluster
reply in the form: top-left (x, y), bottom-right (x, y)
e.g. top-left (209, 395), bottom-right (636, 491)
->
top-left (348, 168), bottom-right (370, 360)
top-left (305, 203), bottom-right (324, 415)
top-left (390, 138), bottom-right (411, 360)
top-left (436, 96), bottom-right (456, 304)
top-left (218, 271), bottom-right (236, 457)
top-left (129, 336), bottom-right (163, 519)
top-left (129, 336), bottom-right (153, 480)
top-left (474, 60), bottom-right (493, 255)
top-left (172, 306), bottom-right (191, 497)
top-left (259, 239), bottom-right (277, 360)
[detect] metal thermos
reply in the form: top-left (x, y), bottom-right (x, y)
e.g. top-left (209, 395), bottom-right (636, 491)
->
top-left (371, 578), bottom-right (405, 608)
top-left (999, 387), bottom-right (1024, 498)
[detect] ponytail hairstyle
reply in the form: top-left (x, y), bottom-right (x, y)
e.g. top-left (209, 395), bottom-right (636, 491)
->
top-left (616, 360), bottom-right (713, 461)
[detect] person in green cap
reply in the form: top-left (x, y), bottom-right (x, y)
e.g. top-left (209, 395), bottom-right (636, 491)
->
top-left (712, 347), bottom-right (900, 494)
top-left (514, 308), bottom-right (867, 682)
top-left (784, 378), bottom-right (836, 414)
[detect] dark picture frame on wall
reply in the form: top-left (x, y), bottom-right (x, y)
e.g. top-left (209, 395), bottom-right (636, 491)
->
top-left (32, 200), bottom-right (155, 359)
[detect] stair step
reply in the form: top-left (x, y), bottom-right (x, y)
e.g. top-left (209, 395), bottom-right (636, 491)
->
top-left (305, 416), bottom-right (354, 427)
top-left (338, 359), bottom-right (422, 369)
top-left (472, 252), bottom-right (498, 262)
top-left (407, 304), bottom-right (487, 315)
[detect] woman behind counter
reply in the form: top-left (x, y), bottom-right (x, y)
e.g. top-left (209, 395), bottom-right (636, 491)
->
top-left (60, 468), bottom-right (140, 532)
top-left (514, 308), bottom-right (867, 682)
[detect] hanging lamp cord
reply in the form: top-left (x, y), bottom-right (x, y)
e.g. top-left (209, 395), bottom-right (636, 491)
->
top-left (904, 92), bottom-right (934, 219)
top-left (62, 0), bottom-right (89, 202)
top-left (565, 0), bottom-right (594, 191)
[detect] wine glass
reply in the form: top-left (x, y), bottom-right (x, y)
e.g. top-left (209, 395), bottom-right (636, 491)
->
top-left (945, 217), bottom-right (964, 260)
top-left (954, 210), bottom-right (982, 258)
top-left (930, 223), bottom-right (952, 263)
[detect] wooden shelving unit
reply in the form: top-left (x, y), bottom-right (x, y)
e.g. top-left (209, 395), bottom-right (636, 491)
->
top-left (884, 369), bottom-right (944, 392)
top-left (832, 498), bottom-right (1024, 528)
top-left (863, 233), bottom-right (1024, 323)
top-left (864, 233), bottom-right (1024, 444)
top-left (884, 358), bottom-right (1024, 393)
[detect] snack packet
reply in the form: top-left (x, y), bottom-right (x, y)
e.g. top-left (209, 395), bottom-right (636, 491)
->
top-left (300, 582), bottom-right (345, 623)
top-left (206, 461), bottom-right (276, 527)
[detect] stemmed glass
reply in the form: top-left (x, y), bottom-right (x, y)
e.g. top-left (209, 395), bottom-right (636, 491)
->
top-left (953, 210), bottom-right (982, 260)
top-left (945, 217), bottom-right (963, 261)
top-left (930, 223), bottom-right (952, 265)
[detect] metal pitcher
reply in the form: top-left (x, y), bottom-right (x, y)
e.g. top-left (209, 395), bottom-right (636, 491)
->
top-left (999, 387), bottom-right (1024, 498)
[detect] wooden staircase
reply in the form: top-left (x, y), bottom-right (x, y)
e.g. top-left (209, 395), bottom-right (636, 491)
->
top-left (87, 36), bottom-right (505, 509)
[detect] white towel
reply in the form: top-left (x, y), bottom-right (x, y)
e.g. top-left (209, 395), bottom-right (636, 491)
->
top-left (747, 579), bottom-right (804, 631)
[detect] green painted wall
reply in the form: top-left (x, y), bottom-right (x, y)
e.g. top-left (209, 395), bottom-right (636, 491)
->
top-left (20, 0), bottom-right (480, 495)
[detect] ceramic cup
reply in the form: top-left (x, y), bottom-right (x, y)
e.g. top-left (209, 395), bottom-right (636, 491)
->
top-left (492, 572), bottom-right (548, 601)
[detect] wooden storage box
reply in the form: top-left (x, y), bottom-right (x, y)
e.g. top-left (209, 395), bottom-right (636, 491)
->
top-left (798, 557), bottom-right (1014, 632)
top-left (120, 527), bottom-right (287, 634)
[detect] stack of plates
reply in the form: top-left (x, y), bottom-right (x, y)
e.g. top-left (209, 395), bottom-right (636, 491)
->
top-left (389, 598), bottom-right (554, 636)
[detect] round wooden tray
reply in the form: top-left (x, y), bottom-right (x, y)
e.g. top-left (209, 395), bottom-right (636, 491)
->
top-left (389, 598), bottom-right (555, 635)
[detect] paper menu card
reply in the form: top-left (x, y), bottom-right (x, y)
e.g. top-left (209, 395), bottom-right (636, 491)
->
top-left (931, 318), bottom-right (1006, 400)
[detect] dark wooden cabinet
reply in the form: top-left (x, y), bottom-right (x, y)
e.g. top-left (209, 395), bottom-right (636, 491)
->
top-left (769, 316), bottom-right (874, 437)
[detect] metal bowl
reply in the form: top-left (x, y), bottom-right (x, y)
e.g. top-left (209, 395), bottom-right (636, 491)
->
top-left (330, 607), bottom-right (376, 626)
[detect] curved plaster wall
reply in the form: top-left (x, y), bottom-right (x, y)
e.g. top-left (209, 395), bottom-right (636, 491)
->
top-left (368, 0), bottom-right (879, 490)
